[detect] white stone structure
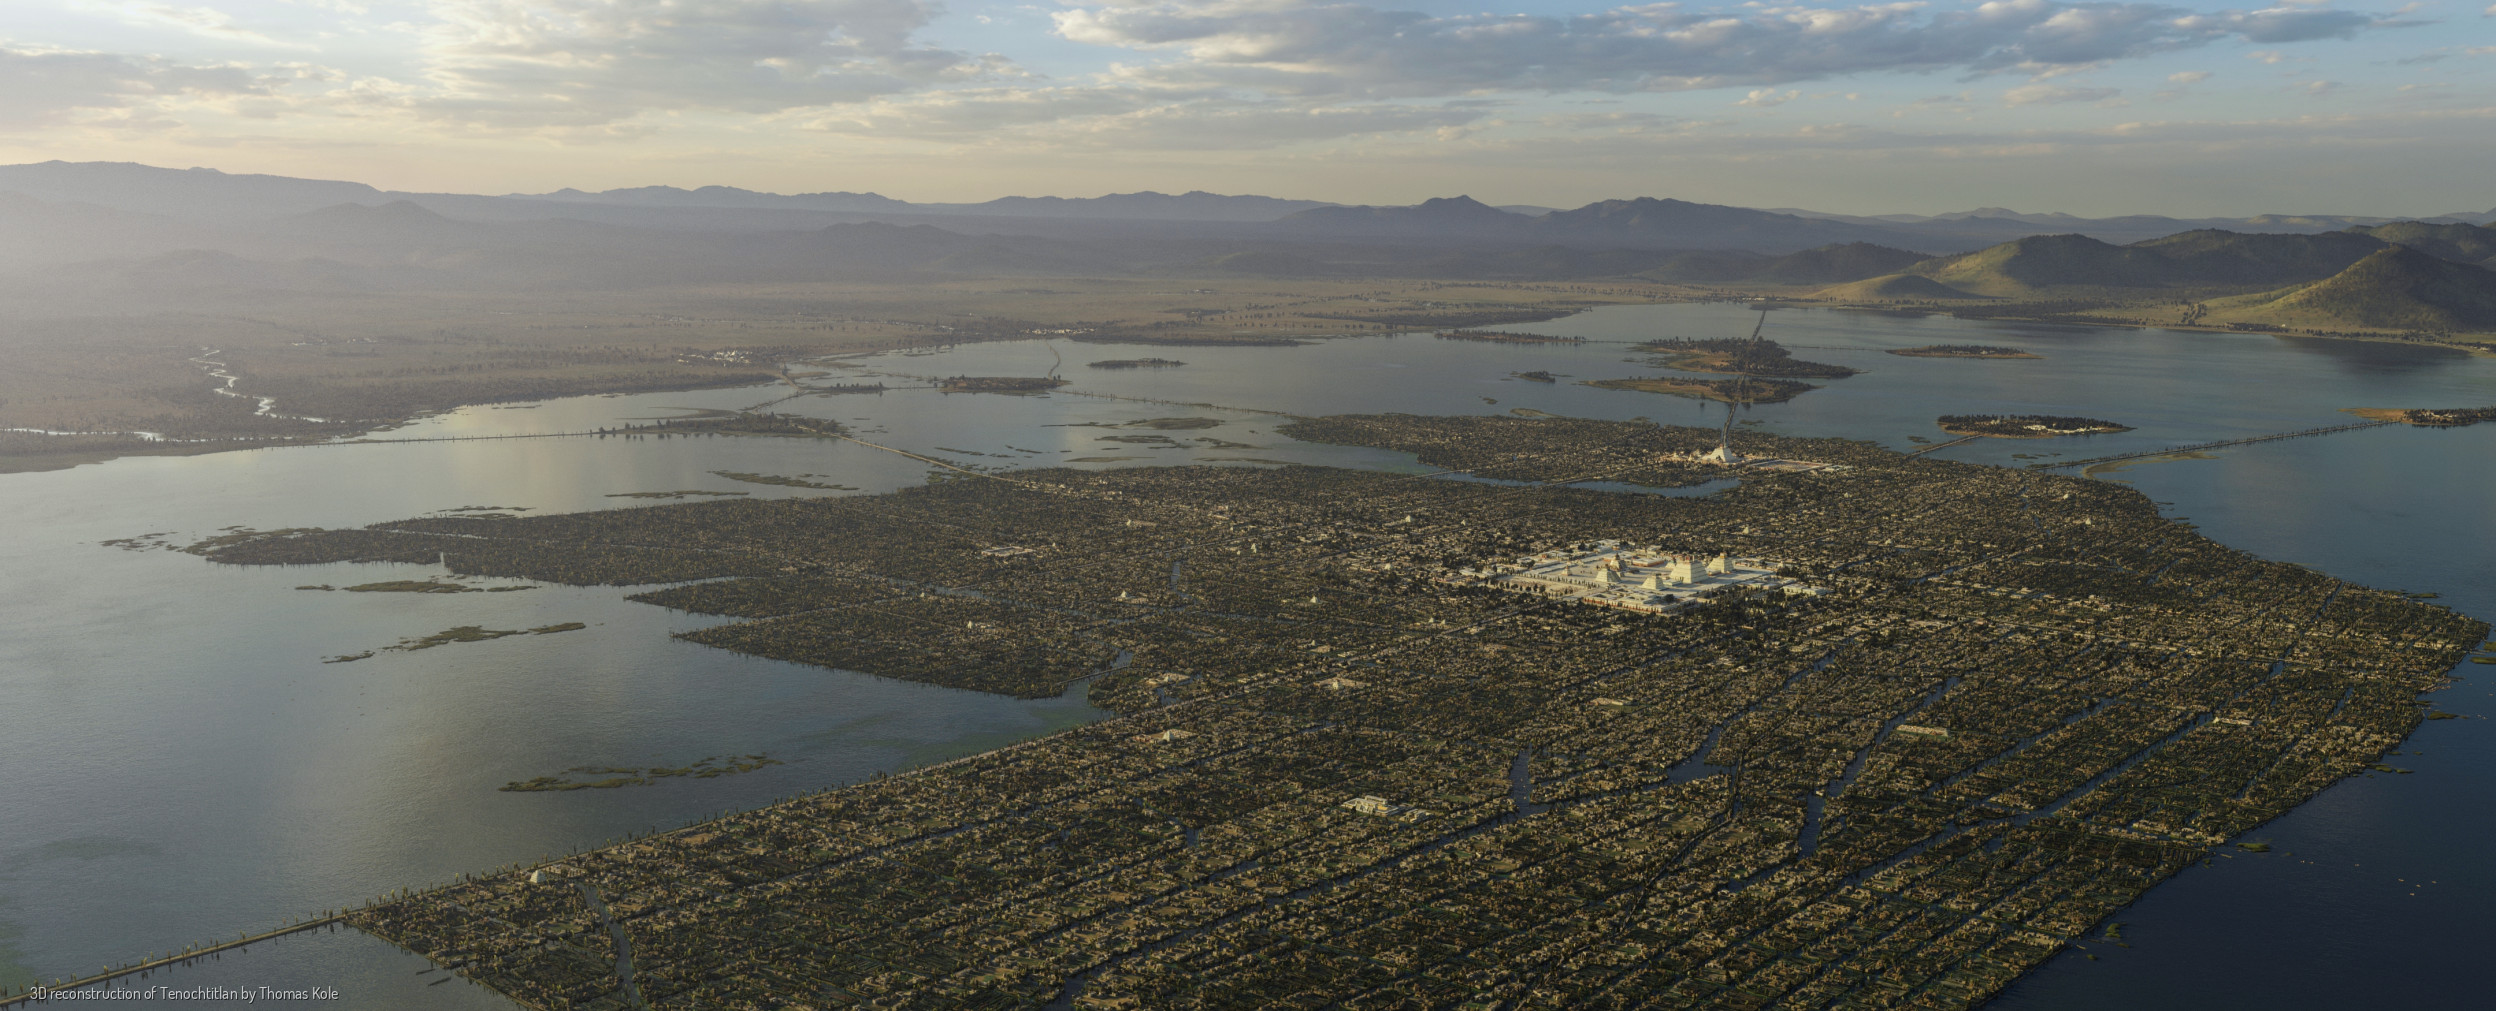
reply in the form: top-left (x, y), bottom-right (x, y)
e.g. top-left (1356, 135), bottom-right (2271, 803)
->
top-left (1465, 541), bottom-right (1826, 615)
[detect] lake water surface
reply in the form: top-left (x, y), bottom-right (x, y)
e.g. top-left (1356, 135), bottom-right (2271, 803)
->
top-left (4, 303), bottom-right (2488, 1006)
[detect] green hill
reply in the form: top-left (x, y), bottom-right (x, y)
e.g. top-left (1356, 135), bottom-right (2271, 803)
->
top-left (1751, 242), bottom-right (1931, 284)
top-left (1909, 234), bottom-right (2170, 295)
top-left (2345, 221), bottom-right (2496, 268)
top-left (1815, 273), bottom-right (1986, 301)
top-left (2224, 245), bottom-right (2496, 332)
top-left (1910, 230), bottom-right (2388, 296)
top-left (2128, 229), bottom-right (2384, 285)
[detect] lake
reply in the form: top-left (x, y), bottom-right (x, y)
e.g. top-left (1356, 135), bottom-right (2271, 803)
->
top-left (3, 302), bottom-right (2488, 1006)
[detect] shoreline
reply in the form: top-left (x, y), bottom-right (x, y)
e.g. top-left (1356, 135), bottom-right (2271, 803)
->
top-left (14, 323), bottom-right (2494, 1008)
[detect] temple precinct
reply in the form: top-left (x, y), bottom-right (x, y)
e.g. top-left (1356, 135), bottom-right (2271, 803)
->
top-left (1451, 540), bottom-right (1827, 614)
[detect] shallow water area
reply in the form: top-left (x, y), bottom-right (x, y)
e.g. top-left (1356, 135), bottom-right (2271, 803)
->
top-left (4, 303), bottom-right (2491, 1006)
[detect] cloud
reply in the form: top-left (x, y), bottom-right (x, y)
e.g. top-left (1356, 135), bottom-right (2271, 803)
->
top-left (1737, 89), bottom-right (1800, 108)
top-left (1050, 0), bottom-right (2391, 99)
top-left (2169, 70), bottom-right (2211, 84)
top-left (95, 4), bottom-right (307, 48)
top-left (806, 86), bottom-right (1484, 148)
top-left (412, 0), bottom-right (1004, 127)
top-left (2304, 79), bottom-right (2337, 95)
top-left (0, 45), bottom-right (263, 130)
top-left (2004, 83), bottom-right (2121, 105)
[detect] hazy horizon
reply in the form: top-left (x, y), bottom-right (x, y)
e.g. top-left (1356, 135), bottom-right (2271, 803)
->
top-left (4, 1), bottom-right (2491, 218)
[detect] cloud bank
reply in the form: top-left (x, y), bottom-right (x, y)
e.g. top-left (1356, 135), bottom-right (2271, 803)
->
top-left (1053, 0), bottom-right (2383, 98)
top-left (412, 0), bottom-right (1002, 126)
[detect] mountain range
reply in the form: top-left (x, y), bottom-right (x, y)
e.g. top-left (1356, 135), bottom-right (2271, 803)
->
top-left (2, 160), bottom-right (2491, 333)
top-left (6, 160), bottom-right (2490, 252)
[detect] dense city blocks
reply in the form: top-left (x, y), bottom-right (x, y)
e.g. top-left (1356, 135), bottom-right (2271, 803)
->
top-left (191, 415), bottom-right (2485, 1010)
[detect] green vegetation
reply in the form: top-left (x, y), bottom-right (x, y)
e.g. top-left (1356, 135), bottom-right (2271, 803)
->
top-left (345, 580), bottom-right (486, 593)
top-left (294, 579), bottom-right (541, 593)
top-left (1086, 358), bottom-right (1186, 369)
top-left (1939, 415), bottom-right (2133, 438)
top-left (2344, 406), bottom-right (2496, 428)
top-left (500, 755), bottom-right (782, 792)
top-left (345, 621), bottom-right (586, 657)
top-left (1632, 336), bottom-right (1859, 379)
top-left (606, 490), bottom-right (749, 500)
top-left (1909, 230), bottom-right (2385, 298)
top-left (1889, 344), bottom-right (2038, 358)
top-left (939, 376), bottom-right (1068, 393)
top-left (711, 470), bottom-right (857, 490)
top-left (1434, 330), bottom-right (1584, 344)
top-left (2346, 222), bottom-right (2496, 268)
top-left (2219, 246), bottom-right (2496, 333)
top-left (597, 411), bottom-right (846, 440)
top-left (1816, 273), bottom-right (1985, 302)
top-left (1586, 375), bottom-right (1819, 404)
top-left (394, 626), bottom-right (527, 650)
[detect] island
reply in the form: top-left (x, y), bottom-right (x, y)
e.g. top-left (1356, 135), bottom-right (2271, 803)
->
top-left (1940, 414), bottom-right (2133, 438)
top-left (1588, 375), bottom-right (1819, 403)
top-left (1889, 344), bottom-right (2041, 359)
top-left (181, 413), bottom-right (2485, 1011)
top-left (2345, 406), bottom-right (2496, 427)
top-left (1087, 358), bottom-right (1188, 369)
top-left (1435, 330), bottom-right (1585, 344)
top-left (593, 411), bottom-right (845, 439)
top-left (1633, 337), bottom-right (1860, 379)
top-left (939, 376), bottom-right (1069, 393)
top-left (1512, 370), bottom-right (1558, 382)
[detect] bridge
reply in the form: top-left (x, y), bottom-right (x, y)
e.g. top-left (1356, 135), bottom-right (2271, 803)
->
top-left (2033, 420), bottom-right (2396, 471)
top-left (1, 916), bottom-right (346, 1006)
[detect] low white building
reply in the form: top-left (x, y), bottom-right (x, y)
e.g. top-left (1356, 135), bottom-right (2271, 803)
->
top-left (1477, 543), bottom-right (1822, 615)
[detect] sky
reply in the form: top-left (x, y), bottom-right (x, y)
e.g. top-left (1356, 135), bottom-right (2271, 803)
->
top-left (0, 1), bottom-right (2490, 216)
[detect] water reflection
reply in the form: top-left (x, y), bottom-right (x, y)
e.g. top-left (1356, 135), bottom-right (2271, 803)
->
top-left (4, 304), bottom-right (2490, 1007)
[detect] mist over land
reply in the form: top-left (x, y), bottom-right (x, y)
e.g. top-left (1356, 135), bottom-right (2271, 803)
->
top-left (3, 159), bottom-right (2492, 476)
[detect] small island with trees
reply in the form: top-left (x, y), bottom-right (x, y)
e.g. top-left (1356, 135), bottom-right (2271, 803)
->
top-left (939, 376), bottom-right (1069, 393)
top-left (1086, 358), bottom-right (1187, 369)
top-left (1634, 337), bottom-right (1860, 379)
top-left (1889, 344), bottom-right (2041, 359)
top-left (1435, 330), bottom-right (1584, 344)
top-left (2345, 405), bottom-right (2496, 427)
top-left (593, 411), bottom-right (845, 439)
top-left (1591, 376), bottom-right (1819, 403)
top-left (1940, 414), bottom-right (2133, 438)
